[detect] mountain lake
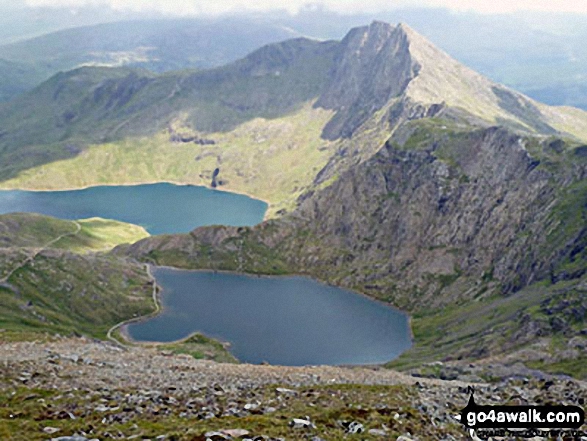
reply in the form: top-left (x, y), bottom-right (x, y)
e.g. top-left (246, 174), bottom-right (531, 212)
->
top-left (0, 182), bottom-right (411, 365)
top-left (127, 268), bottom-right (411, 366)
top-left (0, 183), bottom-right (267, 234)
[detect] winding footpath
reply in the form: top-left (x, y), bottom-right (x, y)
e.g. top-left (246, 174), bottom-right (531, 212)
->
top-left (0, 220), bottom-right (81, 286)
top-left (106, 263), bottom-right (160, 348)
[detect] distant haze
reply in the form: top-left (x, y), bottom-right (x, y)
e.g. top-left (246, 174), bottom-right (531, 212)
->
top-left (17, 0), bottom-right (587, 15)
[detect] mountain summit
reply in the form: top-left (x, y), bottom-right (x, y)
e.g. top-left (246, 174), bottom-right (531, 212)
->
top-left (317, 21), bottom-right (587, 141)
top-left (0, 21), bottom-right (587, 193)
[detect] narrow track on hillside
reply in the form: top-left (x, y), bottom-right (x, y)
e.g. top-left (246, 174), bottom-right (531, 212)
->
top-left (106, 263), bottom-right (160, 348)
top-left (0, 221), bottom-right (81, 284)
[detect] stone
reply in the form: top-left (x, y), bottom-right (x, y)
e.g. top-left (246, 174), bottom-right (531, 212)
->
top-left (340, 421), bottom-right (364, 434)
top-left (51, 437), bottom-right (89, 441)
top-left (369, 429), bottom-right (387, 436)
top-left (222, 429), bottom-right (250, 438)
top-left (43, 427), bottom-right (60, 434)
top-left (204, 431), bottom-right (231, 440)
top-left (289, 417), bottom-right (315, 429)
top-left (275, 387), bottom-right (297, 396)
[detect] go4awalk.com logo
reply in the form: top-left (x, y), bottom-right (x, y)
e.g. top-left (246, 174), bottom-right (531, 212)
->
top-left (455, 387), bottom-right (586, 439)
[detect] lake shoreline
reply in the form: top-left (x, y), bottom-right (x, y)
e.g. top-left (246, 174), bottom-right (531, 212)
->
top-left (123, 265), bottom-right (413, 366)
top-left (0, 179), bottom-right (273, 219)
top-left (0, 182), bottom-right (268, 235)
top-left (152, 264), bottom-right (411, 316)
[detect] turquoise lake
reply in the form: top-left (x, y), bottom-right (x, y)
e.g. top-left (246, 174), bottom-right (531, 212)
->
top-left (127, 268), bottom-right (412, 366)
top-left (0, 183), bottom-right (268, 234)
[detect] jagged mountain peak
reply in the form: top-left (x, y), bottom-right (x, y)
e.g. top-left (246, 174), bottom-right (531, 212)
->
top-left (315, 20), bottom-right (587, 141)
top-left (317, 21), bottom-right (420, 139)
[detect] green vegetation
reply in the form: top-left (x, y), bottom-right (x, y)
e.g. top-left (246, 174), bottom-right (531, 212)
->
top-left (0, 213), bottom-right (149, 253)
top-left (389, 277), bottom-right (587, 379)
top-left (0, 213), bottom-right (79, 248)
top-left (0, 385), bottom-right (463, 440)
top-left (0, 38), bottom-right (337, 183)
top-left (54, 217), bottom-right (149, 253)
top-left (0, 213), bottom-right (153, 340)
top-left (526, 356), bottom-right (587, 380)
top-left (138, 227), bottom-right (292, 276)
top-left (0, 252), bottom-right (153, 339)
top-left (543, 179), bottom-right (587, 277)
top-left (1, 103), bottom-right (335, 217)
top-left (154, 333), bottom-right (238, 363)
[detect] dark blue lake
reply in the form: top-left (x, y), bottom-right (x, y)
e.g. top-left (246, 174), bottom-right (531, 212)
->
top-left (0, 183), bottom-right (267, 234)
top-left (127, 268), bottom-right (412, 366)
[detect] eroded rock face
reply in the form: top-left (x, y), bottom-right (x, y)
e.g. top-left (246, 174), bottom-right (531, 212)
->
top-left (281, 126), bottom-right (556, 307)
top-left (317, 22), bottom-right (420, 140)
top-left (123, 123), bottom-right (585, 312)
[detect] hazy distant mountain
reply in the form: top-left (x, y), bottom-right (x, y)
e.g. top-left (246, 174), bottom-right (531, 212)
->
top-left (0, 3), bottom-right (161, 44)
top-left (1, 7), bottom-right (586, 110)
top-left (0, 16), bottom-right (301, 104)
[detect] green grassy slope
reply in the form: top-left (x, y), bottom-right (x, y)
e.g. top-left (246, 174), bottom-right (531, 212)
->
top-left (389, 277), bottom-right (587, 378)
top-left (0, 214), bottom-right (234, 363)
top-left (54, 218), bottom-right (149, 253)
top-left (0, 213), bottom-right (149, 253)
top-left (0, 38), bottom-right (338, 183)
top-left (0, 103), bottom-right (335, 217)
top-left (0, 213), bottom-right (153, 338)
top-left (0, 251), bottom-right (153, 339)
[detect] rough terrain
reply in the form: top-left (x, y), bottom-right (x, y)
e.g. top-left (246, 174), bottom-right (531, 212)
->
top-left (1, 336), bottom-right (586, 440)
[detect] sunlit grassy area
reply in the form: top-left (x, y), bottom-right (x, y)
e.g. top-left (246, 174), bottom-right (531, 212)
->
top-left (0, 103), bottom-right (334, 217)
top-left (54, 217), bottom-right (149, 253)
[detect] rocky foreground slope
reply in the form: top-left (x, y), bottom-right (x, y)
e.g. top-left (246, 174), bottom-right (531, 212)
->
top-left (1, 336), bottom-right (586, 440)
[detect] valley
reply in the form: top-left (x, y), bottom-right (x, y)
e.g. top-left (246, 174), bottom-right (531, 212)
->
top-left (0, 17), bottom-right (586, 440)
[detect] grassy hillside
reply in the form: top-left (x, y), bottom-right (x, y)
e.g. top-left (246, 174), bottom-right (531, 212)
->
top-left (0, 213), bottom-right (234, 363)
top-left (0, 213), bottom-right (148, 253)
top-left (389, 276), bottom-right (587, 379)
top-left (54, 218), bottom-right (149, 253)
top-left (0, 38), bottom-right (338, 183)
top-left (0, 212), bottom-right (153, 340)
top-left (0, 103), bottom-right (335, 217)
top-left (0, 250), bottom-right (153, 339)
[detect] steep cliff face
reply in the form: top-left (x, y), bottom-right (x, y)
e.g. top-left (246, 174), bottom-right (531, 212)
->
top-left (123, 121), bottom-right (587, 311)
top-left (287, 125), bottom-right (580, 308)
top-left (316, 22), bottom-right (420, 140)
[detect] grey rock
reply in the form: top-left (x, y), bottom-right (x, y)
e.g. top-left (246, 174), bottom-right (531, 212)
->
top-left (205, 431), bottom-right (231, 440)
top-left (289, 417), bottom-right (315, 429)
top-left (43, 427), bottom-right (61, 434)
top-left (51, 437), bottom-right (90, 441)
top-left (222, 429), bottom-right (250, 438)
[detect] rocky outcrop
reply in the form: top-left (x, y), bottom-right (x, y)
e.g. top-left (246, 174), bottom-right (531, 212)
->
top-left (316, 22), bottom-right (420, 140)
top-left (124, 123), bottom-right (587, 313)
top-left (276, 125), bottom-right (579, 308)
